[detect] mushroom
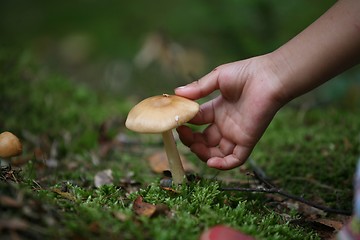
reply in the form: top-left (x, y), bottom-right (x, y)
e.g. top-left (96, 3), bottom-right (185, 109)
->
top-left (0, 131), bottom-right (22, 164)
top-left (125, 94), bottom-right (199, 184)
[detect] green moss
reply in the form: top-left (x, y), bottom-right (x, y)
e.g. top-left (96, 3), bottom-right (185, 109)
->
top-left (1, 15), bottom-right (359, 237)
top-left (125, 179), bottom-right (319, 240)
top-left (252, 107), bottom-right (359, 210)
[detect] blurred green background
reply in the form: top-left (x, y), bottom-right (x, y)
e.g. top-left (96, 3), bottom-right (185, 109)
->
top-left (0, 2), bottom-right (359, 239)
top-left (2, 0), bottom-right (358, 103)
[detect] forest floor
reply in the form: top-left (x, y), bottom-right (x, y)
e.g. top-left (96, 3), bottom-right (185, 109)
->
top-left (1, 50), bottom-right (359, 239)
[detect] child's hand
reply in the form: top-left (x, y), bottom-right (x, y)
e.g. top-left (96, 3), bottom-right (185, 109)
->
top-left (175, 0), bottom-right (360, 170)
top-left (175, 55), bottom-right (284, 170)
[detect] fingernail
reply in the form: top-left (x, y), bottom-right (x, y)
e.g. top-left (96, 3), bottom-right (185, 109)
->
top-left (176, 85), bottom-right (186, 89)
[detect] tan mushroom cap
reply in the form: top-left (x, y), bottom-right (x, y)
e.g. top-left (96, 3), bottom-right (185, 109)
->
top-left (125, 94), bottom-right (199, 133)
top-left (0, 131), bottom-right (22, 158)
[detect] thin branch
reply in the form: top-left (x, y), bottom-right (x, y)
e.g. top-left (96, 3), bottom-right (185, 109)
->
top-left (252, 168), bottom-right (275, 189)
top-left (220, 186), bottom-right (351, 215)
top-left (228, 161), bottom-right (353, 215)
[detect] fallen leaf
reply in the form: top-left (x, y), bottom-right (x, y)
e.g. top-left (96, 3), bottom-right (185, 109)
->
top-left (94, 169), bottom-right (113, 188)
top-left (52, 188), bottom-right (76, 201)
top-left (147, 151), bottom-right (170, 173)
top-left (132, 196), bottom-right (156, 217)
top-left (314, 218), bottom-right (344, 231)
top-left (132, 196), bottom-right (170, 218)
top-left (147, 150), bottom-right (197, 173)
top-left (161, 187), bottom-right (180, 194)
top-left (159, 177), bottom-right (181, 194)
top-left (290, 218), bottom-right (339, 240)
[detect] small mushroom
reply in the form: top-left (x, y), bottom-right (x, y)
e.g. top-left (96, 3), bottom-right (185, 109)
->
top-left (0, 131), bottom-right (22, 164)
top-left (125, 94), bottom-right (199, 184)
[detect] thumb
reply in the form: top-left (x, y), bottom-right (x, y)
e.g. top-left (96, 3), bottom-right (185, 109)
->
top-left (175, 68), bottom-right (220, 100)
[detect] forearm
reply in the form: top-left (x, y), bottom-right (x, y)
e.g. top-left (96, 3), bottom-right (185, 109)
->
top-left (270, 0), bottom-right (360, 102)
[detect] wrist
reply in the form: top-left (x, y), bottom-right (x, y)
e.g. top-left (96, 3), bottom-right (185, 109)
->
top-left (264, 0), bottom-right (360, 104)
top-left (256, 53), bottom-right (294, 106)
top-left (264, 46), bottom-right (320, 104)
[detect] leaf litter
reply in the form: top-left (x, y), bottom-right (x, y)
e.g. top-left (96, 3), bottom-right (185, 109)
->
top-left (132, 196), bottom-right (170, 218)
top-left (1, 83), bottom-right (358, 240)
top-left (147, 150), bottom-right (198, 173)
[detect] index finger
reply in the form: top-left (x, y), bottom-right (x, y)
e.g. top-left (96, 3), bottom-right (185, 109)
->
top-left (175, 68), bottom-right (220, 100)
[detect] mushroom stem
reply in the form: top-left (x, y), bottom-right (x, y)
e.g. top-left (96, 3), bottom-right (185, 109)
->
top-left (162, 130), bottom-right (186, 184)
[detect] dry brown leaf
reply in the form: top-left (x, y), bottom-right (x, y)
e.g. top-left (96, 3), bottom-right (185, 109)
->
top-left (52, 188), bottom-right (76, 201)
top-left (147, 150), bottom-right (197, 173)
top-left (132, 196), bottom-right (156, 217)
top-left (314, 218), bottom-right (344, 231)
top-left (159, 177), bottom-right (181, 193)
top-left (132, 196), bottom-right (170, 218)
top-left (161, 186), bottom-right (181, 194)
top-left (290, 218), bottom-right (337, 240)
top-left (147, 151), bottom-right (169, 173)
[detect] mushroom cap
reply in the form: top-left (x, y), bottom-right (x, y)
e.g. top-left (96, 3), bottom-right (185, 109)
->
top-left (125, 94), bottom-right (199, 133)
top-left (0, 131), bottom-right (22, 158)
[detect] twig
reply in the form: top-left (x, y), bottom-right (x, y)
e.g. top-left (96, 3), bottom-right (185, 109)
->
top-left (252, 168), bottom-right (275, 189)
top-left (220, 186), bottom-right (351, 215)
top-left (11, 171), bottom-right (19, 183)
top-left (249, 158), bottom-right (269, 182)
top-left (236, 160), bottom-right (352, 215)
top-left (32, 180), bottom-right (43, 190)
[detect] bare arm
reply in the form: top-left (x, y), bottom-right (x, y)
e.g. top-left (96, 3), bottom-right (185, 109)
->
top-left (271, 0), bottom-right (360, 102)
top-left (175, 0), bottom-right (360, 170)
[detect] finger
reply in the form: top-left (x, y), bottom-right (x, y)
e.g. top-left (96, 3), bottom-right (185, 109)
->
top-left (178, 123), bottom-right (236, 163)
top-left (201, 123), bottom-right (222, 147)
top-left (206, 145), bottom-right (252, 170)
top-left (218, 138), bottom-right (236, 156)
top-left (176, 125), bottom-right (215, 150)
top-left (190, 142), bottom-right (227, 162)
top-left (188, 137), bottom-right (234, 160)
top-left (176, 125), bottom-right (196, 147)
top-left (189, 100), bottom-right (216, 125)
top-left (176, 125), bottom-right (208, 147)
top-left (174, 68), bottom-right (220, 100)
top-left (190, 139), bottom-right (236, 163)
top-left (178, 122), bottom-right (222, 146)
